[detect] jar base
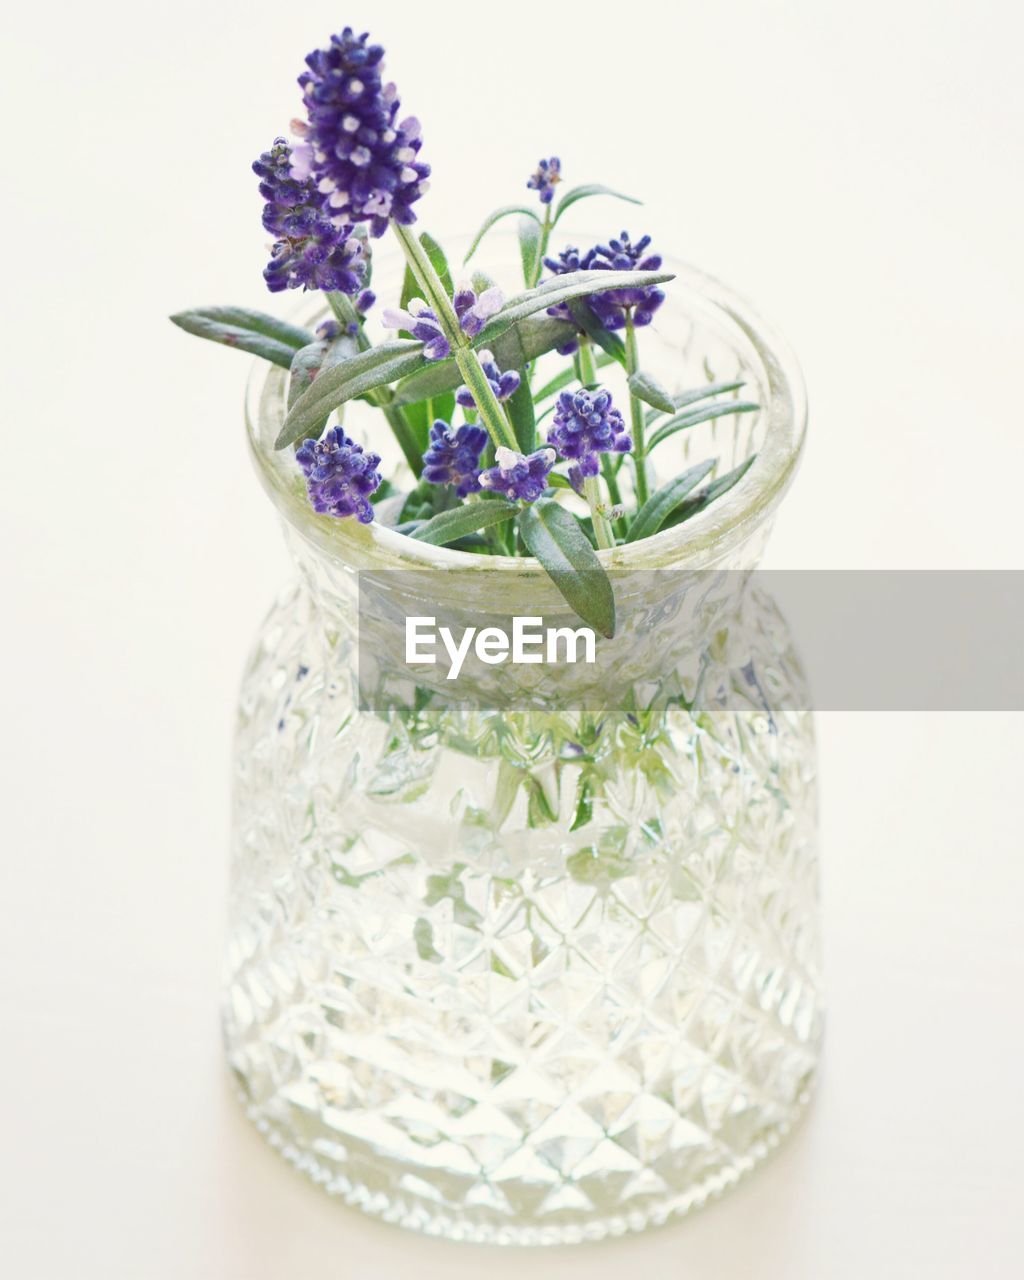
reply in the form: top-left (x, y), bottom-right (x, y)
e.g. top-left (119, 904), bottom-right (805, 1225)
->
top-left (231, 1076), bottom-right (816, 1246)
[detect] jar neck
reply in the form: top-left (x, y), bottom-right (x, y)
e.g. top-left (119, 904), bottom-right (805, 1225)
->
top-left (286, 523), bottom-right (766, 714)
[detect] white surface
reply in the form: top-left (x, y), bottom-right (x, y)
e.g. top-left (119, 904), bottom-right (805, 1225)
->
top-left (2, 2), bottom-right (1023, 1276)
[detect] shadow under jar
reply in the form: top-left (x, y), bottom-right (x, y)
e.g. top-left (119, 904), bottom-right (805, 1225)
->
top-left (223, 251), bottom-right (822, 1245)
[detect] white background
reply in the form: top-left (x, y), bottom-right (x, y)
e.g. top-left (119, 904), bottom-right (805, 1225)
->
top-left (2, 1), bottom-right (1023, 1276)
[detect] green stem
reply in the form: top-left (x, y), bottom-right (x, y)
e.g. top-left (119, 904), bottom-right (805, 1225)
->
top-left (576, 336), bottom-right (598, 387)
top-left (577, 339), bottom-right (617, 545)
top-left (390, 220), bottom-right (518, 454)
top-left (389, 222), bottom-right (461, 333)
top-left (325, 291), bottom-right (424, 474)
top-left (530, 204), bottom-right (554, 288)
top-left (583, 474), bottom-right (615, 550)
top-left (453, 350), bottom-right (520, 452)
top-left (325, 290), bottom-right (357, 332)
top-left (575, 337), bottom-right (623, 517)
top-left (624, 312), bottom-right (649, 506)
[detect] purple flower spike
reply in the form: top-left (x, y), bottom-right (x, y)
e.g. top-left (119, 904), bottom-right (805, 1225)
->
top-left (294, 28), bottom-right (430, 238)
top-left (295, 426), bottom-right (382, 522)
top-left (479, 446), bottom-right (556, 503)
top-left (454, 284), bottom-right (504, 338)
top-left (422, 421), bottom-right (488, 497)
top-left (253, 138), bottom-right (369, 294)
top-left (382, 299), bottom-right (450, 360)
top-left (585, 231), bottom-right (666, 330)
top-left (542, 232), bottom-right (665, 332)
top-left (548, 387), bottom-right (632, 464)
top-left (527, 156), bottom-right (562, 205)
top-left (456, 350), bottom-right (521, 409)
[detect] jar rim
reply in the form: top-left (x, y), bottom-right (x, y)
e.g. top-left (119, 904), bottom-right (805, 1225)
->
top-left (245, 258), bottom-right (807, 572)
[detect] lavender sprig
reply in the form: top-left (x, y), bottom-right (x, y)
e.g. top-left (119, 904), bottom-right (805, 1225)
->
top-left (479, 447), bottom-right (556, 503)
top-left (456, 351), bottom-right (520, 409)
top-left (548, 388), bottom-right (632, 465)
top-left (422, 422), bottom-right (488, 497)
top-left (543, 232), bottom-right (665, 335)
top-left (291, 28), bottom-right (430, 236)
top-left (382, 299), bottom-right (450, 360)
top-left (253, 139), bottom-right (368, 294)
top-left (171, 20), bottom-right (768, 638)
top-left (548, 387), bottom-right (630, 548)
top-left (295, 426), bottom-right (382, 522)
top-left (527, 156), bottom-right (562, 206)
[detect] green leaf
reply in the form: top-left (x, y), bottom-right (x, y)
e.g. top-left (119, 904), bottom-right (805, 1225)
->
top-left (410, 499), bottom-right (518, 545)
top-left (518, 216), bottom-right (543, 286)
top-left (475, 268), bottom-right (673, 348)
top-left (671, 380), bottom-right (746, 411)
top-left (534, 352), bottom-right (616, 403)
top-left (391, 315), bottom-right (576, 407)
top-left (464, 204), bottom-right (541, 264)
top-left (419, 231), bottom-right (454, 296)
top-left (624, 460), bottom-right (715, 543)
top-left (648, 400), bottom-right (760, 451)
top-left (544, 471), bottom-right (573, 490)
top-left (401, 387), bottom-right (455, 456)
top-left (552, 183), bottom-right (642, 226)
top-left (288, 341), bottom-right (327, 409)
top-left (520, 499), bottom-right (616, 638)
top-left (506, 370), bottom-right (536, 452)
top-left (389, 357), bottom-right (459, 408)
top-left (664, 456), bottom-right (757, 528)
top-left (170, 307), bottom-right (314, 368)
top-left (627, 369), bottom-right (676, 414)
top-left (288, 331), bottom-right (361, 409)
top-left (644, 380), bottom-right (748, 424)
top-left (570, 777), bottom-right (594, 831)
top-left (566, 299), bottom-right (628, 366)
top-left (275, 340), bottom-right (425, 449)
top-left (172, 306), bottom-right (312, 349)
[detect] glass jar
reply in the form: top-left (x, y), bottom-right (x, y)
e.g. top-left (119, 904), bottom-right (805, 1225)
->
top-left (223, 251), bottom-right (821, 1244)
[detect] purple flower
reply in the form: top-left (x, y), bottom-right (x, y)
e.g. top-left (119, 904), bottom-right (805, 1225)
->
top-left (566, 453), bottom-right (601, 495)
top-left (456, 350), bottom-right (520, 409)
top-left (453, 283), bottom-right (504, 338)
top-left (382, 299), bottom-right (449, 360)
top-left (538, 246), bottom-right (590, 352)
top-left (383, 285), bottom-right (504, 360)
top-left (422, 421), bottom-right (488, 497)
top-left (292, 27), bottom-right (430, 238)
top-left (479, 446), bottom-right (556, 503)
top-left (548, 388), bottom-right (632, 465)
top-left (542, 231), bottom-right (665, 333)
top-left (253, 138), bottom-right (369, 294)
top-left (583, 232), bottom-right (666, 329)
top-left (541, 246), bottom-right (590, 320)
top-left (527, 156), bottom-right (562, 205)
top-left (315, 319), bottom-right (343, 341)
top-left (295, 426), bottom-right (382, 522)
